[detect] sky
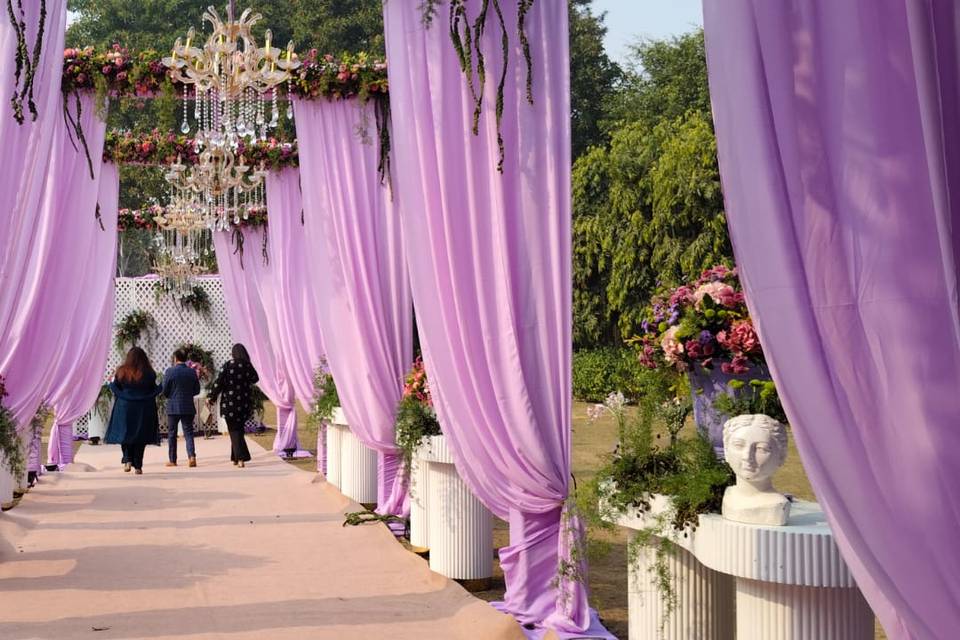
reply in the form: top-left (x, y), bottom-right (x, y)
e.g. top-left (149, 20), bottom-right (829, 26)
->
top-left (591, 0), bottom-right (703, 64)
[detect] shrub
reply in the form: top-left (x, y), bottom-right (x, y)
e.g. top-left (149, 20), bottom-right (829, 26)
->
top-left (572, 347), bottom-right (648, 402)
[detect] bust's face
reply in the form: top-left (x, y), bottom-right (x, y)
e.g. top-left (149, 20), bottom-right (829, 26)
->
top-left (724, 423), bottom-right (781, 482)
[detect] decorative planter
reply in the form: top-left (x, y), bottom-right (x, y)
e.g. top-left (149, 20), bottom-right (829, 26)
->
top-left (326, 407), bottom-right (377, 504)
top-left (325, 408), bottom-right (348, 489)
top-left (408, 442), bottom-right (431, 551)
top-left (421, 435), bottom-right (493, 585)
top-left (609, 496), bottom-right (873, 640)
top-left (86, 407), bottom-right (108, 441)
top-left (688, 364), bottom-right (767, 456)
top-left (614, 494), bottom-right (734, 640)
top-left (0, 454), bottom-right (13, 509)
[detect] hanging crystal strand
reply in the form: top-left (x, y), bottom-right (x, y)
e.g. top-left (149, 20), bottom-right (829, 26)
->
top-left (270, 87), bottom-right (278, 128)
top-left (181, 84), bottom-right (190, 134)
top-left (286, 78), bottom-right (294, 121)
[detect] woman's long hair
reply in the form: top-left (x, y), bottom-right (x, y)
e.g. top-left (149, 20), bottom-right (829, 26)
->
top-left (116, 347), bottom-right (155, 383)
top-left (231, 343), bottom-right (251, 363)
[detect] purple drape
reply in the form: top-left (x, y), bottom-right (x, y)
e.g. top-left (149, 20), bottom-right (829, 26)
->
top-left (704, 2), bottom-right (960, 638)
top-left (0, 1), bottom-right (67, 425)
top-left (1, 91), bottom-right (108, 431)
top-left (264, 170), bottom-right (326, 414)
top-left (295, 98), bottom-right (412, 517)
top-left (46, 163), bottom-right (119, 467)
top-left (214, 229), bottom-right (305, 455)
top-left (384, 2), bottom-right (602, 635)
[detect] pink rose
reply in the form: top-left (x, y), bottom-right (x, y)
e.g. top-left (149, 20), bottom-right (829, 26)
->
top-left (694, 281), bottom-right (737, 308)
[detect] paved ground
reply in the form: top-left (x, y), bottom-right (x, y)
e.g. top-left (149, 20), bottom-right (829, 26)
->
top-left (0, 436), bottom-right (523, 640)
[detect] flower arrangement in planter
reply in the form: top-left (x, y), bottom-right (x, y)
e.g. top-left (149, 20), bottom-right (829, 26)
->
top-left (114, 309), bottom-right (156, 352)
top-left (394, 357), bottom-right (442, 476)
top-left (633, 265), bottom-right (763, 375)
top-left (578, 369), bottom-right (735, 626)
top-left (0, 375), bottom-right (26, 480)
top-left (309, 360), bottom-right (340, 425)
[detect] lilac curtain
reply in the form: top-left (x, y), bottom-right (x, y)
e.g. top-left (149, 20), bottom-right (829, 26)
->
top-left (704, 2), bottom-right (960, 638)
top-left (264, 170), bottom-right (326, 414)
top-left (46, 163), bottom-right (119, 468)
top-left (214, 229), bottom-right (305, 455)
top-left (1, 91), bottom-right (109, 433)
top-left (295, 98), bottom-right (412, 517)
top-left (0, 1), bottom-right (67, 424)
top-left (384, 2), bottom-right (602, 635)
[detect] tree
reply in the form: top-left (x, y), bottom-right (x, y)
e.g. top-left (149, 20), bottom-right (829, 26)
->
top-left (572, 29), bottom-right (733, 347)
top-left (569, 0), bottom-right (622, 159)
top-left (67, 1), bottom-right (385, 55)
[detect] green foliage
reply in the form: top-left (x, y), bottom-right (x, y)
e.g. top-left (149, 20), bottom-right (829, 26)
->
top-left (177, 342), bottom-right (215, 373)
top-left (714, 379), bottom-right (788, 425)
top-left (573, 29), bottom-right (733, 347)
top-left (572, 347), bottom-right (648, 402)
top-left (114, 309), bottom-right (155, 352)
top-left (309, 364), bottom-right (339, 424)
top-left (394, 396), bottom-right (442, 478)
top-left (251, 385), bottom-right (267, 421)
top-left (569, 0), bottom-right (622, 159)
top-left (0, 376), bottom-right (25, 480)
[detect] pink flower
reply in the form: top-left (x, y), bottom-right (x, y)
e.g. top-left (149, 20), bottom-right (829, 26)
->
top-left (76, 73), bottom-right (87, 85)
top-left (719, 320), bottom-right (761, 355)
top-left (721, 355), bottom-right (750, 375)
top-left (669, 285), bottom-right (694, 307)
top-left (660, 326), bottom-right (685, 366)
top-left (694, 281), bottom-right (738, 308)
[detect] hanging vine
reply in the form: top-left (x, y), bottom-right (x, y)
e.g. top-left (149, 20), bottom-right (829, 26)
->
top-left (374, 94), bottom-right (392, 187)
top-left (5, 0), bottom-right (46, 124)
top-left (62, 89), bottom-right (95, 180)
top-left (434, 0), bottom-right (537, 173)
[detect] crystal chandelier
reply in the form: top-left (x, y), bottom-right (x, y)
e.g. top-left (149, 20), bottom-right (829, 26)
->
top-left (162, 2), bottom-right (300, 231)
top-left (152, 184), bottom-right (212, 294)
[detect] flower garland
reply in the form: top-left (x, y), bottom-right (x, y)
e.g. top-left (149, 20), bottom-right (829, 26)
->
top-left (5, 0), bottom-right (46, 124)
top-left (104, 129), bottom-right (299, 169)
top-left (632, 265), bottom-right (766, 376)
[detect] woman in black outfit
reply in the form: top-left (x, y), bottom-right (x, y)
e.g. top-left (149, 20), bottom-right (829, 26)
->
top-left (208, 343), bottom-right (259, 467)
top-left (104, 347), bottom-right (162, 474)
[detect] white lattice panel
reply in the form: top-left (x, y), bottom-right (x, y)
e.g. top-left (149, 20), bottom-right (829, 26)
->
top-left (75, 275), bottom-right (233, 437)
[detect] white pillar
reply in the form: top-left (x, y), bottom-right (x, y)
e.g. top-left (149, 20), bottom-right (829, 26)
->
top-left (627, 533), bottom-right (734, 640)
top-left (0, 455), bottom-right (13, 508)
top-left (408, 452), bottom-right (430, 550)
top-left (339, 427), bottom-right (378, 505)
top-left (325, 422), bottom-right (345, 489)
top-left (736, 579), bottom-right (874, 640)
top-left (425, 436), bottom-right (493, 581)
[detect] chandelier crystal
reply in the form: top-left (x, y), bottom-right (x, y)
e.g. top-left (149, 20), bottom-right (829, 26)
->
top-left (162, 3), bottom-right (299, 231)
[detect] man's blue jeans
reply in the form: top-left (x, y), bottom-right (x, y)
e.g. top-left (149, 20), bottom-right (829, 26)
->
top-left (167, 414), bottom-right (196, 462)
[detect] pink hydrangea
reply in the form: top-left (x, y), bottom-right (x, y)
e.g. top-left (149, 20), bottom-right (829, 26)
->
top-left (718, 320), bottom-right (761, 355)
top-left (694, 281), bottom-right (738, 308)
top-left (661, 326), bottom-right (686, 368)
top-left (669, 285), bottom-right (694, 307)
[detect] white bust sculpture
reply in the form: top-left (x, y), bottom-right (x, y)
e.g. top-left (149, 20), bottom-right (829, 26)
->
top-left (722, 414), bottom-right (791, 526)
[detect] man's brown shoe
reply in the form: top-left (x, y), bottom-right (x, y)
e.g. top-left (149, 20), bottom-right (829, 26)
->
top-left (188, 457), bottom-right (197, 468)
top-left (165, 461), bottom-right (177, 467)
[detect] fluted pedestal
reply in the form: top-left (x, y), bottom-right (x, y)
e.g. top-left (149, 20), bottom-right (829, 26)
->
top-left (613, 498), bottom-right (874, 640)
top-left (0, 454), bottom-right (13, 509)
top-left (422, 436), bottom-right (492, 585)
top-left (408, 451), bottom-right (430, 550)
top-left (325, 409), bottom-right (347, 489)
top-left (336, 408), bottom-right (377, 505)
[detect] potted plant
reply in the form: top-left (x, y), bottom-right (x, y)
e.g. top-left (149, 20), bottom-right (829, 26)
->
top-left (632, 265), bottom-right (767, 455)
top-left (0, 375), bottom-right (25, 497)
top-left (394, 357), bottom-right (442, 477)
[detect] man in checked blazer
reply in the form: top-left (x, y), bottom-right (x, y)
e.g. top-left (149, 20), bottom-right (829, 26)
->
top-left (163, 348), bottom-right (201, 467)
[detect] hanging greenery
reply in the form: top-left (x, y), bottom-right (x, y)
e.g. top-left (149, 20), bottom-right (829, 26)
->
top-left (114, 309), bottom-right (156, 352)
top-left (5, 0), bottom-right (46, 124)
top-left (176, 287), bottom-right (213, 320)
top-left (0, 374), bottom-right (25, 481)
top-left (423, 0), bottom-right (537, 173)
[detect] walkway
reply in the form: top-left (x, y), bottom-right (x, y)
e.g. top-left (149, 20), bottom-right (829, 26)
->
top-left (0, 436), bottom-right (522, 640)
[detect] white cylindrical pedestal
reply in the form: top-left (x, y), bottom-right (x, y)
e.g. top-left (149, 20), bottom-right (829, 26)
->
top-left (326, 420), bottom-right (346, 490)
top-left (338, 415), bottom-right (378, 505)
top-left (408, 449), bottom-right (430, 550)
top-left (424, 436), bottom-right (492, 582)
top-left (627, 535), bottom-right (734, 639)
top-left (86, 409), bottom-right (107, 440)
top-left (0, 455), bottom-right (13, 508)
top-left (736, 579), bottom-right (874, 640)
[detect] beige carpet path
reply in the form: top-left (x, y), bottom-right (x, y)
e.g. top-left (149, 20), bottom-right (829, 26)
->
top-left (0, 436), bottom-right (523, 640)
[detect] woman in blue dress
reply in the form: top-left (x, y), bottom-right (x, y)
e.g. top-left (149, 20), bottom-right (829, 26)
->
top-left (104, 347), bottom-right (162, 474)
